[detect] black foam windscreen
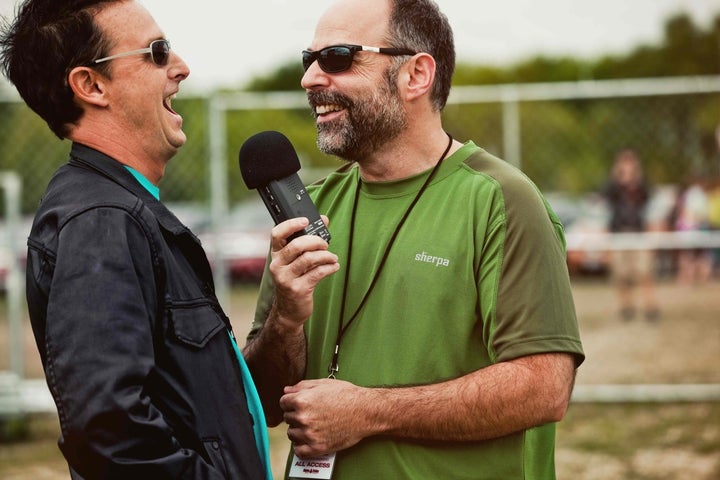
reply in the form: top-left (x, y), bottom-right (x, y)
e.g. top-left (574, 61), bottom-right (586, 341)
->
top-left (238, 130), bottom-right (301, 189)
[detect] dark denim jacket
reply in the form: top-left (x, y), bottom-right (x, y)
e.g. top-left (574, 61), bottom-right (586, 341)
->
top-left (25, 143), bottom-right (265, 479)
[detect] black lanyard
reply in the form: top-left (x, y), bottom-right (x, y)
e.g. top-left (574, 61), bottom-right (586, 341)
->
top-left (327, 133), bottom-right (453, 378)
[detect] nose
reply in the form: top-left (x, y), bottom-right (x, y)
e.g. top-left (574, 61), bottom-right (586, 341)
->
top-left (169, 51), bottom-right (190, 81)
top-left (300, 60), bottom-right (329, 90)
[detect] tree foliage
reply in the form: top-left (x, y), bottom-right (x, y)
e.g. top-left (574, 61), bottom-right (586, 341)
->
top-left (247, 12), bottom-right (720, 89)
top-left (2, 12), bottom-right (719, 213)
top-left (237, 11), bottom-right (720, 194)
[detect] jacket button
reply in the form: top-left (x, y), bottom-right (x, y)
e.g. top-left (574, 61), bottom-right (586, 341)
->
top-left (212, 441), bottom-right (220, 450)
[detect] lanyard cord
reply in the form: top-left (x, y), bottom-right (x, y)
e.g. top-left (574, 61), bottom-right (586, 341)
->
top-left (328, 133), bottom-right (453, 378)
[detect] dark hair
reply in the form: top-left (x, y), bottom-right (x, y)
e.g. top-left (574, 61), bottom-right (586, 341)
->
top-left (0, 0), bottom-right (117, 139)
top-left (386, 0), bottom-right (455, 111)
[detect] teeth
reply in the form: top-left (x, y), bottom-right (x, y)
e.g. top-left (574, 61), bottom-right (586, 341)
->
top-left (164, 94), bottom-right (176, 111)
top-left (316, 104), bottom-right (342, 115)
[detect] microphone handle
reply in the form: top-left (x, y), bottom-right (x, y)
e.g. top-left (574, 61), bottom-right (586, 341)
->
top-left (257, 174), bottom-right (331, 243)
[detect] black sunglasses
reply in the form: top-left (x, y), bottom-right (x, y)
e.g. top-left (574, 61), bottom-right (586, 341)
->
top-left (302, 44), bottom-right (416, 73)
top-left (93, 39), bottom-right (171, 66)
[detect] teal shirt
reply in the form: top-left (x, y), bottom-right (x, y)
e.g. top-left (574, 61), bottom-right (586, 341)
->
top-left (229, 333), bottom-right (273, 480)
top-left (126, 166), bottom-right (272, 479)
top-left (125, 166), bottom-right (160, 200)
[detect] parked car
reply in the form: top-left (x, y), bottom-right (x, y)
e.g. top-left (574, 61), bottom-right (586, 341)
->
top-left (0, 217), bottom-right (33, 291)
top-left (165, 202), bottom-right (212, 234)
top-left (198, 199), bottom-right (273, 282)
top-left (561, 194), bottom-right (612, 276)
top-left (547, 185), bottom-right (679, 276)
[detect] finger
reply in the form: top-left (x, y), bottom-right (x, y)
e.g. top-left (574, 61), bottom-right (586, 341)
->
top-left (279, 393), bottom-right (295, 413)
top-left (293, 442), bottom-right (325, 459)
top-left (287, 426), bottom-right (307, 445)
top-left (271, 231), bottom-right (333, 265)
top-left (290, 248), bottom-right (338, 275)
top-left (270, 252), bottom-right (339, 293)
top-left (282, 409), bottom-right (297, 426)
top-left (270, 217), bottom-right (310, 251)
top-left (284, 379), bottom-right (322, 394)
top-left (280, 389), bottom-right (313, 416)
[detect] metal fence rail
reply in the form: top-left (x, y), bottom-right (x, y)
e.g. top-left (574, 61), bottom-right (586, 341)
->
top-left (572, 384), bottom-right (720, 403)
top-left (566, 230), bottom-right (720, 251)
top-left (1, 76), bottom-right (719, 414)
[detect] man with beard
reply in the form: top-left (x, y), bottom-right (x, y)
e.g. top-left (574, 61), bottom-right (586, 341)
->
top-left (244, 0), bottom-right (584, 478)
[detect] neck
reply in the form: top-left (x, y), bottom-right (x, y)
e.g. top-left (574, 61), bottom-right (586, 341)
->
top-left (357, 130), bottom-right (459, 182)
top-left (70, 130), bottom-right (167, 186)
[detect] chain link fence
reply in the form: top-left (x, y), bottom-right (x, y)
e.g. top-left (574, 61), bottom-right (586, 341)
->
top-left (1, 76), bottom-right (720, 404)
top-left (0, 75), bottom-right (718, 216)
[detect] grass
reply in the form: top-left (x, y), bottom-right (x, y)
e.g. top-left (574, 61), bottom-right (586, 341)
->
top-left (557, 403), bottom-right (720, 479)
top-left (1, 278), bottom-right (719, 479)
top-left (2, 403), bottom-right (718, 480)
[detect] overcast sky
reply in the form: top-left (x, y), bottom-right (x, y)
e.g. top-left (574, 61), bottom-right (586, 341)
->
top-left (0, 0), bottom-right (718, 92)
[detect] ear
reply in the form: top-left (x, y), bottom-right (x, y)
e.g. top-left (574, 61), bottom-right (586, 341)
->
top-left (401, 53), bottom-right (436, 103)
top-left (67, 66), bottom-right (109, 108)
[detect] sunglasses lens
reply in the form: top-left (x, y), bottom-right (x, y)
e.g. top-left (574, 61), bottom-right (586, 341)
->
top-left (151, 40), bottom-right (170, 66)
top-left (319, 47), bottom-right (353, 73)
top-left (302, 51), bottom-right (315, 71)
top-left (302, 46), bottom-right (354, 73)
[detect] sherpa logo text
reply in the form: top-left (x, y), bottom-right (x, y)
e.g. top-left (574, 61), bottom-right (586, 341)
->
top-left (415, 251), bottom-right (450, 267)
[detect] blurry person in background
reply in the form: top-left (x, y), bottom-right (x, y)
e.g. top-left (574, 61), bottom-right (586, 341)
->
top-left (603, 149), bottom-right (661, 322)
top-left (244, 0), bottom-right (584, 478)
top-left (707, 175), bottom-right (720, 277)
top-left (0, 0), bottom-right (269, 478)
top-left (672, 176), bottom-right (713, 285)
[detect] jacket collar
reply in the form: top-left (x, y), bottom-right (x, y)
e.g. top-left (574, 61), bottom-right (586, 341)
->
top-left (68, 143), bottom-right (195, 237)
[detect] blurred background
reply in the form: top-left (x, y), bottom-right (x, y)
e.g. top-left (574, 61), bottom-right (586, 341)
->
top-left (1, 1), bottom-right (719, 479)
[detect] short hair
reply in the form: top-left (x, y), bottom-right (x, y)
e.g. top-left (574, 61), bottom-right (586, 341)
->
top-left (0, 0), bottom-right (117, 139)
top-left (386, 0), bottom-right (455, 111)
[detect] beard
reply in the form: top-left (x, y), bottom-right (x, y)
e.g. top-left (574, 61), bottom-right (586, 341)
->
top-left (307, 68), bottom-right (407, 163)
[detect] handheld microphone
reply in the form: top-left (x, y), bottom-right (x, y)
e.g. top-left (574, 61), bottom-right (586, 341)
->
top-left (238, 130), bottom-right (331, 243)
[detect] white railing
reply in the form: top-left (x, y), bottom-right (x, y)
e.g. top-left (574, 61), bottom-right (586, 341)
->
top-left (566, 230), bottom-right (720, 252)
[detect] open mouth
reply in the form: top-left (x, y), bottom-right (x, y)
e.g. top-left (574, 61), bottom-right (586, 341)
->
top-left (164, 94), bottom-right (178, 115)
top-left (316, 104), bottom-right (344, 116)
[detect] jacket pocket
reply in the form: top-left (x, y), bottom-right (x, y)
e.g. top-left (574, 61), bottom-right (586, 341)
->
top-left (169, 303), bottom-right (226, 349)
top-left (202, 437), bottom-right (229, 476)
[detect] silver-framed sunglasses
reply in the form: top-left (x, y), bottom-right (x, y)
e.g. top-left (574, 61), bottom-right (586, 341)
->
top-left (93, 39), bottom-right (171, 66)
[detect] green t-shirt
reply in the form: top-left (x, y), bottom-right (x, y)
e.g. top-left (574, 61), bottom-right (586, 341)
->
top-left (252, 141), bottom-right (584, 479)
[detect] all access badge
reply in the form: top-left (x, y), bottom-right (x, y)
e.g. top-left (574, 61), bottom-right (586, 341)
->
top-left (288, 452), bottom-right (337, 479)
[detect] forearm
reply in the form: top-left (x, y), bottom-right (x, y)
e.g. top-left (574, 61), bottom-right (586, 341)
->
top-left (245, 219), bottom-right (340, 425)
top-left (244, 303), bottom-right (308, 426)
top-left (283, 353), bottom-right (578, 457)
top-left (366, 353), bottom-right (576, 442)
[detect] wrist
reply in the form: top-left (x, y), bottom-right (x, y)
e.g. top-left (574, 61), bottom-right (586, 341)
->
top-left (360, 387), bottom-right (395, 437)
top-left (268, 303), bottom-right (306, 338)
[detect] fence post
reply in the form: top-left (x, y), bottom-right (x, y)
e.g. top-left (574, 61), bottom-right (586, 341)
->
top-left (208, 95), bottom-right (230, 307)
top-left (0, 171), bottom-right (23, 379)
top-left (501, 85), bottom-right (522, 169)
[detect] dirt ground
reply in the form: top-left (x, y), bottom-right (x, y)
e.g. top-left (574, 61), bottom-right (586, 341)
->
top-left (557, 277), bottom-right (720, 480)
top-left (1, 276), bottom-right (718, 479)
